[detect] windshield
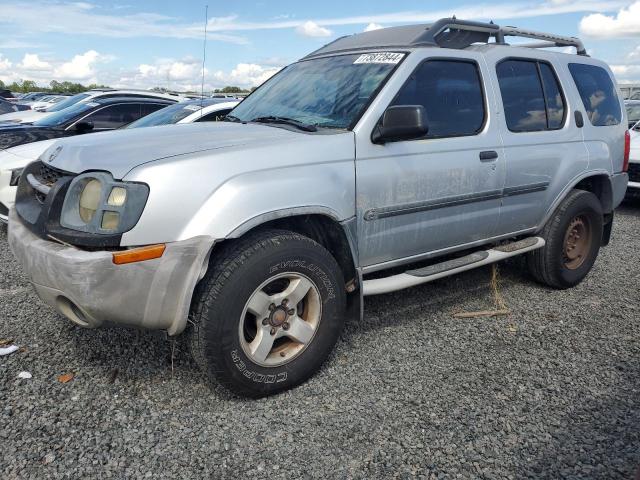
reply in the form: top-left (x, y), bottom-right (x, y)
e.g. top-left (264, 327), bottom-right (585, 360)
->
top-left (126, 102), bottom-right (203, 128)
top-left (47, 93), bottom-right (91, 112)
top-left (33, 101), bottom-right (95, 127)
top-left (229, 52), bottom-right (404, 129)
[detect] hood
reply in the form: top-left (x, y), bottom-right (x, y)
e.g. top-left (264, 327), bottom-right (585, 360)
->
top-left (0, 124), bottom-right (67, 150)
top-left (0, 109), bottom-right (49, 124)
top-left (44, 122), bottom-right (314, 179)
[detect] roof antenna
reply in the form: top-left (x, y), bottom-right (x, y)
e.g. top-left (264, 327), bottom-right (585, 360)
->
top-left (200, 4), bottom-right (208, 118)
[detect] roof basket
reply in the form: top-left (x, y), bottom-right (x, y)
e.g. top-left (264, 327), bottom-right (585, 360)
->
top-left (417, 18), bottom-right (587, 55)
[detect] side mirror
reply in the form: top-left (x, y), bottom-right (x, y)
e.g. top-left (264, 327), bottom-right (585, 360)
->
top-left (75, 121), bottom-right (94, 133)
top-left (372, 105), bottom-right (428, 144)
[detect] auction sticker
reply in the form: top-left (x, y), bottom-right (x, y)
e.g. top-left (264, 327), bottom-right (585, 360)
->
top-left (354, 52), bottom-right (404, 64)
top-left (183, 104), bottom-right (201, 111)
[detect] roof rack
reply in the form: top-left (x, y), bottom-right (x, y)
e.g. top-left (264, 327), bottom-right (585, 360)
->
top-left (303, 17), bottom-right (587, 59)
top-left (416, 18), bottom-right (587, 55)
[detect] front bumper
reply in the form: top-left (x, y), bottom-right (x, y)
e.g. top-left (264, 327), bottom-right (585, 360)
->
top-left (8, 209), bottom-right (214, 335)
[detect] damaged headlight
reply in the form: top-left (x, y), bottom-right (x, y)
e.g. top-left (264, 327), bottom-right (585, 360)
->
top-left (60, 172), bottom-right (149, 234)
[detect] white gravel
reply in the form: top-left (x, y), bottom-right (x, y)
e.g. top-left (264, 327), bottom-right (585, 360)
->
top-left (1, 201), bottom-right (639, 479)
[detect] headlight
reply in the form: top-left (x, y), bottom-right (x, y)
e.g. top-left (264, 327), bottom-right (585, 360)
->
top-left (79, 179), bottom-right (101, 222)
top-left (9, 168), bottom-right (24, 186)
top-left (60, 172), bottom-right (149, 234)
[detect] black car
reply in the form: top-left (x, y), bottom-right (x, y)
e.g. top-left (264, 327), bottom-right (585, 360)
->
top-left (0, 98), bottom-right (30, 115)
top-left (0, 96), bottom-right (174, 150)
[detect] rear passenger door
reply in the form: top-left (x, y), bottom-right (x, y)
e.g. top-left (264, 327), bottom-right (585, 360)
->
top-left (355, 53), bottom-right (505, 268)
top-left (490, 56), bottom-right (588, 234)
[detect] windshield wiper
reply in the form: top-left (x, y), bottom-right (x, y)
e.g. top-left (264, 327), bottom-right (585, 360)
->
top-left (250, 116), bottom-right (317, 132)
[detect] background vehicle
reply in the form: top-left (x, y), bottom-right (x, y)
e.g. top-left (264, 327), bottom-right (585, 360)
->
top-left (0, 98), bottom-right (29, 115)
top-left (626, 100), bottom-right (640, 129)
top-left (628, 120), bottom-right (640, 194)
top-left (125, 98), bottom-right (239, 128)
top-left (0, 88), bottom-right (184, 124)
top-left (0, 96), bottom-right (174, 151)
top-left (0, 99), bottom-right (237, 222)
top-left (0, 89), bottom-right (18, 100)
top-left (8, 19), bottom-right (629, 398)
top-left (29, 95), bottom-right (68, 111)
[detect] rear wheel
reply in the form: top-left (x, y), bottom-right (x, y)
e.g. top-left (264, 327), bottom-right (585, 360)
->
top-left (189, 229), bottom-right (346, 397)
top-left (527, 189), bottom-right (603, 289)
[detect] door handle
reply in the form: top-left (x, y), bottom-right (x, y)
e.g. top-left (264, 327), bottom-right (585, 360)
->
top-left (479, 150), bottom-right (498, 162)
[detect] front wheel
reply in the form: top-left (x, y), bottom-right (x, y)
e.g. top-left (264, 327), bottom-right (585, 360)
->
top-left (189, 229), bottom-right (346, 397)
top-left (527, 189), bottom-right (603, 289)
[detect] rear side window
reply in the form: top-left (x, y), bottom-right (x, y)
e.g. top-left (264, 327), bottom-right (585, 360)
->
top-left (391, 60), bottom-right (485, 138)
top-left (568, 63), bottom-right (621, 126)
top-left (496, 59), bottom-right (566, 132)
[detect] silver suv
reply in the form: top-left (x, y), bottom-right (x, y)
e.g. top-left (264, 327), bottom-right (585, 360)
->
top-left (8, 19), bottom-right (630, 397)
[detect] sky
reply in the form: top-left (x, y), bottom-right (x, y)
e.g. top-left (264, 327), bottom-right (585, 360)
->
top-left (0, 0), bottom-right (639, 92)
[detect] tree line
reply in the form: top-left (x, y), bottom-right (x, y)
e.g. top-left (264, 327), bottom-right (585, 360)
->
top-left (0, 79), bottom-right (257, 95)
top-left (0, 79), bottom-right (108, 94)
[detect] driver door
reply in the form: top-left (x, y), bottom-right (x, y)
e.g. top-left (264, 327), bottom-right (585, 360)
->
top-left (355, 53), bottom-right (505, 268)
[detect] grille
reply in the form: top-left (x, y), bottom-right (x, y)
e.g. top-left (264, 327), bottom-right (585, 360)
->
top-left (629, 163), bottom-right (640, 183)
top-left (26, 161), bottom-right (73, 205)
top-left (36, 163), bottom-right (66, 187)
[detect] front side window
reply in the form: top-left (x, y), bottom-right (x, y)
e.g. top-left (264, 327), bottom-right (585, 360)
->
top-left (83, 103), bottom-right (142, 129)
top-left (569, 63), bottom-right (621, 126)
top-left (390, 59), bottom-right (485, 138)
top-left (229, 52), bottom-right (404, 129)
top-left (496, 59), bottom-right (566, 132)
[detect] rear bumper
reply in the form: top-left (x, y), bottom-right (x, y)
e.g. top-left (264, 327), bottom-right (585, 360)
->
top-left (611, 172), bottom-right (628, 207)
top-left (8, 209), bottom-right (214, 335)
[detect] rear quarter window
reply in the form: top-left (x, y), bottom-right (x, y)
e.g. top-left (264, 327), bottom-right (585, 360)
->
top-left (568, 63), bottom-right (621, 126)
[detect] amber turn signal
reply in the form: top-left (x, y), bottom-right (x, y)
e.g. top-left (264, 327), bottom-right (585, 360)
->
top-left (112, 244), bottom-right (166, 265)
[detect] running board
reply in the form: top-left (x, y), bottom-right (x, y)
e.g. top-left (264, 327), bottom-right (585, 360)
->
top-left (362, 237), bottom-right (545, 296)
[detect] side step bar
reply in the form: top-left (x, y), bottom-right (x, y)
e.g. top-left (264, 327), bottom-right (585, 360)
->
top-left (362, 237), bottom-right (545, 296)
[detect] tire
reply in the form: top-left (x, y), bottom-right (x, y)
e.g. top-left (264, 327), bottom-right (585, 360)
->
top-left (527, 189), bottom-right (603, 289)
top-left (189, 229), bottom-right (346, 398)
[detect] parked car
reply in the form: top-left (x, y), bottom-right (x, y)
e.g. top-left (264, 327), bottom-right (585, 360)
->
top-left (0, 99), bottom-right (236, 222)
top-left (0, 89), bottom-right (18, 100)
top-left (17, 92), bottom-right (48, 102)
top-left (0, 89), bottom-right (184, 124)
top-left (628, 120), bottom-right (640, 194)
top-left (626, 100), bottom-right (640, 129)
top-left (0, 98), bottom-right (30, 115)
top-left (125, 98), bottom-right (239, 128)
top-left (0, 96), bottom-right (175, 152)
top-left (29, 95), bottom-right (68, 112)
top-left (8, 19), bottom-right (629, 397)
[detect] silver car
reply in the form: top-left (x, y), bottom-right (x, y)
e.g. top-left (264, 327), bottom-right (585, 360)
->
top-left (8, 19), bottom-right (629, 397)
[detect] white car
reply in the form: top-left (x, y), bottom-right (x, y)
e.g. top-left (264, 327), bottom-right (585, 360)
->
top-left (629, 120), bottom-right (640, 192)
top-left (0, 99), bottom-right (238, 222)
top-left (31, 95), bottom-right (68, 112)
top-left (0, 89), bottom-right (185, 124)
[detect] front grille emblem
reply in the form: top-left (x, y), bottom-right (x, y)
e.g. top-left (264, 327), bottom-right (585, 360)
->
top-left (47, 145), bottom-right (62, 163)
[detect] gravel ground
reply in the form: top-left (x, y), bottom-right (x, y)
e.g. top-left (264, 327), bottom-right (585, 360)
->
top-left (1, 201), bottom-right (639, 479)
